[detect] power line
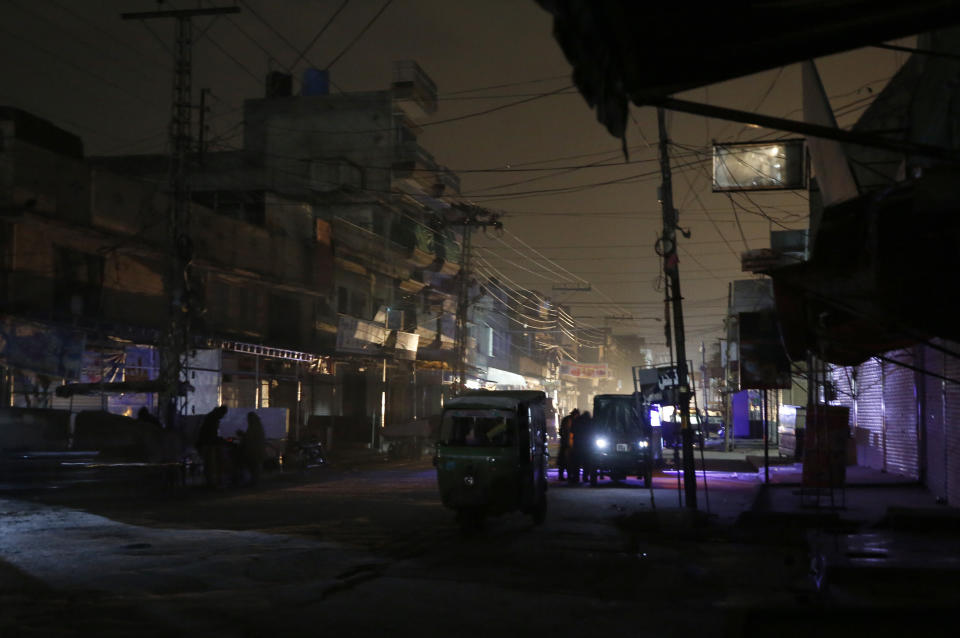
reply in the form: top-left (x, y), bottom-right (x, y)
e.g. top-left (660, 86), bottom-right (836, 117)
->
top-left (237, 0), bottom-right (306, 65)
top-left (47, 0), bottom-right (170, 68)
top-left (675, 159), bottom-right (742, 260)
top-left (326, 0), bottom-right (394, 69)
top-left (444, 73), bottom-right (571, 96)
top-left (290, 0), bottom-right (351, 70)
top-left (206, 0), bottom-right (285, 70)
top-left (501, 229), bottom-right (589, 285)
top-left (201, 30), bottom-right (262, 82)
top-left (0, 23), bottom-right (166, 113)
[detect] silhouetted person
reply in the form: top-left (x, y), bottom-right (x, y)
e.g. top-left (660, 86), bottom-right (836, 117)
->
top-left (575, 411), bottom-right (596, 483)
top-left (239, 412), bottom-right (266, 486)
top-left (568, 410), bottom-right (593, 484)
top-left (137, 406), bottom-right (163, 428)
top-left (197, 405), bottom-right (228, 487)
top-left (557, 408), bottom-right (579, 481)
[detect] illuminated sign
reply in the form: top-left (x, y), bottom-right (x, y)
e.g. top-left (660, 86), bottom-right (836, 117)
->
top-left (712, 139), bottom-right (805, 191)
top-left (559, 361), bottom-right (610, 379)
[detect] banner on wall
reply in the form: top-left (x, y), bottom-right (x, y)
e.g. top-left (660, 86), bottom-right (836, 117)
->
top-left (0, 319), bottom-right (85, 380)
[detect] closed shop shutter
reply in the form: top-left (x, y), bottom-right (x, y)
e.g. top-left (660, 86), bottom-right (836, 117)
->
top-left (943, 342), bottom-right (960, 504)
top-left (309, 382), bottom-right (334, 416)
top-left (855, 358), bottom-right (884, 470)
top-left (923, 344), bottom-right (946, 501)
top-left (830, 365), bottom-right (856, 427)
top-left (882, 349), bottom-right (919, 479)
top-left (51, 393), bottom-right (106, 414)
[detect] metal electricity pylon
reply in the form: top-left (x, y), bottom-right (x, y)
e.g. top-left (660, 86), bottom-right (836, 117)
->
top-left (122, 5), bottom-right (239, 426)
top-left (446, 204), bottom-right (502, 393)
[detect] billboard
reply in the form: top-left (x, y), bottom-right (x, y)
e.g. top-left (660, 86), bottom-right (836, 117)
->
top-left (738, 311), bottom-right (792, 389)
top-left (559, 361), bottom-right (610, 379)
top-left (712, 139), bottom-right (805, 191)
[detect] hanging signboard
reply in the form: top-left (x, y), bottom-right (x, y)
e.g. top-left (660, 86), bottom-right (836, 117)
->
top-left (559, 360), bottom-right (610, 379)
top-left (383, 330), bottom-right (419, 361)
top-left (738, 311), bottom-right (792, 389)
top-left (336, 316), bottom-right (386, 355)
top-left (712, 139), bottom-right (805, 192)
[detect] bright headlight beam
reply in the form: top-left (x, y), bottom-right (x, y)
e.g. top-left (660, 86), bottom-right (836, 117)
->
top-left (595, 437), bottom-right (608, 449)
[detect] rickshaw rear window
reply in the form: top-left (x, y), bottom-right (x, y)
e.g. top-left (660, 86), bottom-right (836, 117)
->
top-left (441, 410), bottom-right (515, 447)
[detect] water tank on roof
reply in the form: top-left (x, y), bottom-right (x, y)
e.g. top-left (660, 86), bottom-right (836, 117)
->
top-left (302, 68), bottom-right (330, 96)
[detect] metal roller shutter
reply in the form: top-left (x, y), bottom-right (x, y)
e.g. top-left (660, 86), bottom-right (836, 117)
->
top-left (51, 394), bottom-right (105, 414)
top-left (923, 344), bottom-right (946, 500)
top-left (855, 358), bottom-right (884, 471)
top-left (943, 342), bottom-right (960, 504)
top-left (882, 349), bottom-right (919, 479)
top-left (830, 364), bottom-right (856, 427)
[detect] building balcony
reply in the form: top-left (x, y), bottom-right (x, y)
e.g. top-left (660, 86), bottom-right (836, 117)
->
top-left (392, 141), bottom-right (461, 197)
top-left (332, 217), bottom-right (410, 279)
top-left (391, 60), bottom-right (438, 118)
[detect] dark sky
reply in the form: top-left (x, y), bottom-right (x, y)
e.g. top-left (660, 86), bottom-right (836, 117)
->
top-left (0, 1), bottom-right (915, 361)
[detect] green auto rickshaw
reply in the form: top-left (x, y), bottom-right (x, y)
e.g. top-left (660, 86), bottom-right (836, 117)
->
top-left (434, 390), bottom-right (549, 531)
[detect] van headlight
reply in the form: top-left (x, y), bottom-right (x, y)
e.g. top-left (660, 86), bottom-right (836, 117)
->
top-left (637, 440), bottom-right (649, 448)
top-left (595, 437), bottom-right (609, 449)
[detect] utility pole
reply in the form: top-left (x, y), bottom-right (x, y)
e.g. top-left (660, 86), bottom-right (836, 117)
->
top-left (447, 205), bottom-right (502, 393)
top-left (656, 107), bottom-right (698, 509)
top-left (701, 340), bottom-right (709, 420)
top-left (122, 6), bottom-right (240, 427)
top-left (198, 88), bottom-right (210, 167)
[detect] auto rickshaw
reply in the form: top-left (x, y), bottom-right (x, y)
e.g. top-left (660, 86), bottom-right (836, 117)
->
top-left (434, 390), bottom-right (549, 531)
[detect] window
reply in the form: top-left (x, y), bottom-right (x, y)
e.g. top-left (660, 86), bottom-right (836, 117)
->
top-left (268, 293), bottom-right (300, 344)
top-left (441, 409), bottom-right (515, 447)
top-left (348, 291), bottom-right (367, 318)
top-left (53, 246), bottom-right (103, 316)
top-left (191, 190), bottom-right (266, 225)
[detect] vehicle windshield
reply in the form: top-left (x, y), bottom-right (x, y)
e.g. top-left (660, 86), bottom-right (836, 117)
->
top-left (440, 409), bottom-right (515, 447)
top-left (592, 397), bottom-right (643, 435)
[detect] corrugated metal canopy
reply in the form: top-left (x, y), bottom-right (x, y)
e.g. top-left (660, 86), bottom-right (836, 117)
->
top-left (536, 0), bottom-right (960, 140)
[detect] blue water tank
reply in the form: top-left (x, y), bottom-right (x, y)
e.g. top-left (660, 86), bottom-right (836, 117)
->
top-left (302, 68), bottom-right (330, 96)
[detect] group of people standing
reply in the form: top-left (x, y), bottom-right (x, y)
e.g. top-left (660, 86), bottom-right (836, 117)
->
top-left (556, 408), bottom-right (595, 484)
top-left (196, 406), bottom-right (266, 488)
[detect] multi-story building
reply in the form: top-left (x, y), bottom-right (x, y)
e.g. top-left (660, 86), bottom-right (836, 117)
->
top-left (1, 62), bottom-right (567, 451)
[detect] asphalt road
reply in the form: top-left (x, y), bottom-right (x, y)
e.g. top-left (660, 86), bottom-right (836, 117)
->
top-left (1, 461), bottom-right (946, 637)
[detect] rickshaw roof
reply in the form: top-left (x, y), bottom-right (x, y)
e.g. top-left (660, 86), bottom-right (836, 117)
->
top-left (445, 390), bottom-right (546, 411)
